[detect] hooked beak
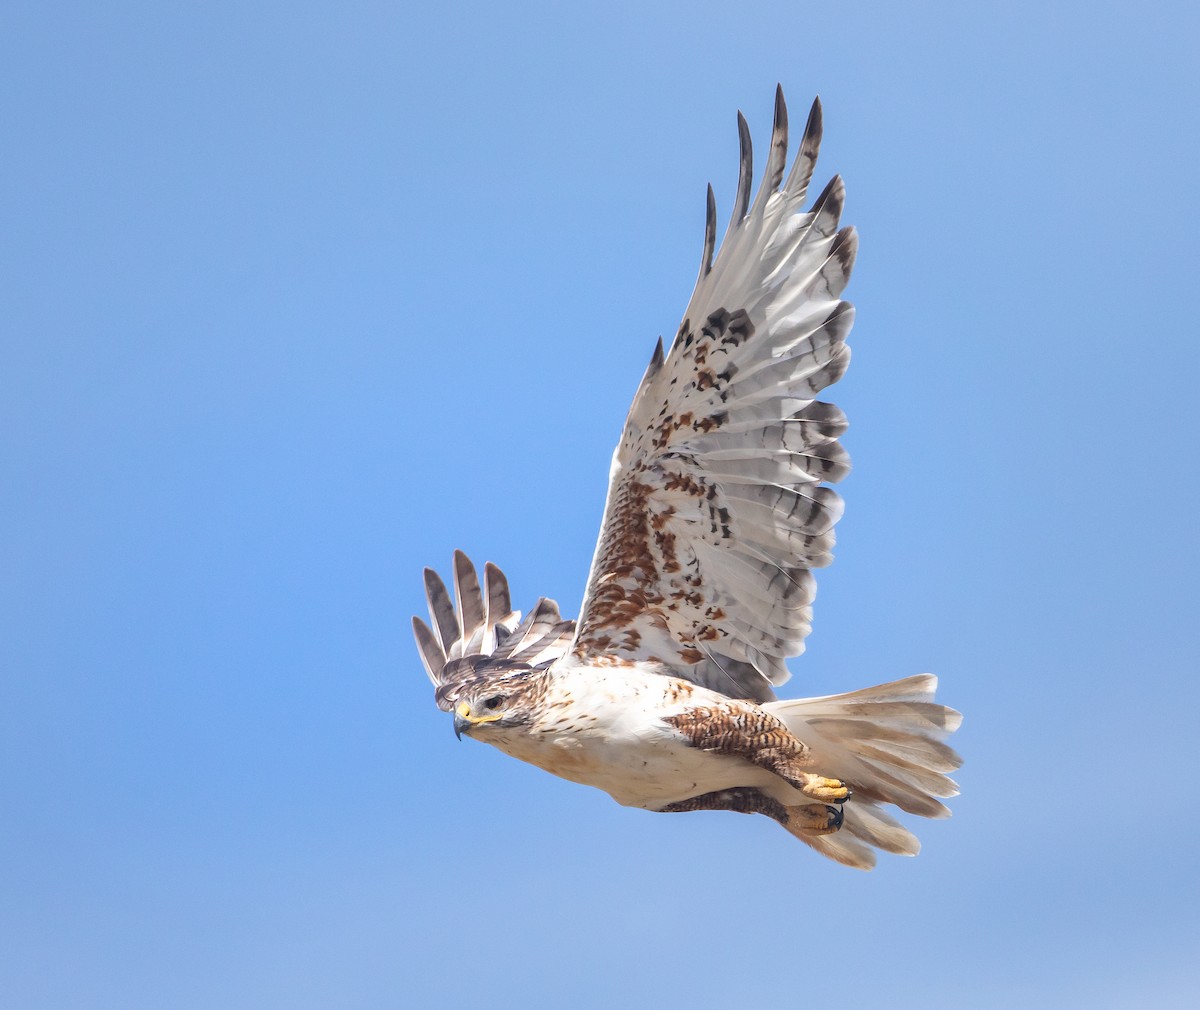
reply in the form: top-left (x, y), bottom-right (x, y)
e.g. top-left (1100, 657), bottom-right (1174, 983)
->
top-left (453, 700), bottom-right (500, 740)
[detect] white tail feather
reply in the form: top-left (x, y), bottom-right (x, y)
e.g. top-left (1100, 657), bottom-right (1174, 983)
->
top-left (765, 674), bottom-right (962, 869)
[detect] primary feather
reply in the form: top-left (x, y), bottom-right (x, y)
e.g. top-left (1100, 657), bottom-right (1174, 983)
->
top-left (571, 88), bottom-right (855, 702)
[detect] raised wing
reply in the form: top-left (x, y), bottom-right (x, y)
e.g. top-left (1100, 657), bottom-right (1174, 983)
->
top-left (571, 87), bottom-right (856, 702)
top-left (414, 551), bottom-right (575, 711)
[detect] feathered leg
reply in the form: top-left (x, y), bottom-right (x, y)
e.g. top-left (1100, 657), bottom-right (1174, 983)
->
top-left (657, 787), bottom-right (843, 836)
top-left (664, 703), bottom-right (851, 802)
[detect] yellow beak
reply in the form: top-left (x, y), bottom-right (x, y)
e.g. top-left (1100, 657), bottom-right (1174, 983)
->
top-left (453, 700), bottom-right (501, 739)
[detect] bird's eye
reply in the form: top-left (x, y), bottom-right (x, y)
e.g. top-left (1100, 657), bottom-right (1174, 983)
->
top-left (483, 695), bottom-right (503, 710)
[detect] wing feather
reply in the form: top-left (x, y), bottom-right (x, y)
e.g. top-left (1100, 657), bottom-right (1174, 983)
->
top-left (412, 615), bottom-right (446, 683)
top-left (452, 550), bottom-right (485, 652)
top-left (782, 96), bottom-right (822, 201)
top-left (423, 568), bottom-right (459, 655)
top-left (415, 554), bottom-right (575, 710)
top-left (723, 111), bottom-right (754, 248)
top-left (749, 85), bottom-right (788, 217)
top-left (699, 185), bottom-right (717, 277)
top-left (570, 88), bottom-right (858, 700)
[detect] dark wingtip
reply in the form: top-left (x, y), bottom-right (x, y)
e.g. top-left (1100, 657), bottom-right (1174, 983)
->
top-left (783, 95), bottom-right (824, 198)
top-left (760, 85), bottom-right (790, 197)
top-left (830, 225), bottom-right (858, 277)
top-left (805, 96), bottom-right (823, 147)
top-left (701, 182), bottom-right (716, 276)
top-left (812, 173), bottom-right (845, 217)
top-left (733, 111), bottom-right (753, 224)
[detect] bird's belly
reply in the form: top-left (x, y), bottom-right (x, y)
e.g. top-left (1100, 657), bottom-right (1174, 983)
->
top-left (493, 722), bottom-right (770, 809)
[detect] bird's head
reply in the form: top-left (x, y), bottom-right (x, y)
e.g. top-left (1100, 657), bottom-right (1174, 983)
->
top-left (446, 666), bottom-right (545, 740)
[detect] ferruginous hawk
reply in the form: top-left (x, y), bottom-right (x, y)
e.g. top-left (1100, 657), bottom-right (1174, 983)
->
top-left (413, 87), bottom-right (961, 869)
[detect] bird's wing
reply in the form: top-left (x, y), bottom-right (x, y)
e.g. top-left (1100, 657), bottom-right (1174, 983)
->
top-left (570, 87), bottom-right (856, 702)
top-left (413, 551), bottom-right (575, 711)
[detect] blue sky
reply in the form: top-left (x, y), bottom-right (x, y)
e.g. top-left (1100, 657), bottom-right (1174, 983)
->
top-left (3, 1), bottom-right (1199, 1007)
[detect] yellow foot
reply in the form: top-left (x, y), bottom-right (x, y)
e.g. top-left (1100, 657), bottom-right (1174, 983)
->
top-left (798, 773), bottom-right (851, 803)
top-left (787, 803), bottom-right (844, 836)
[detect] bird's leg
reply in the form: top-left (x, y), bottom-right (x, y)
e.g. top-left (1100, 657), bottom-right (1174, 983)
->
top-left (664, 703), bottom-right (851, 803)
top-left (657, 787), bottom-right (843, 836)
top-left (657, 787), bottom-right (790, 823)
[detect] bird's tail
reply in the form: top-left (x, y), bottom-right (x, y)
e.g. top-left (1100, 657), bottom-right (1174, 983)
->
top-left (764, 674), bottom-right (962, 869)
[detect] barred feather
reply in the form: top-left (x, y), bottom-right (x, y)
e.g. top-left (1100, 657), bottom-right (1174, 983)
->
top-left (571, 87), bottom-right (857, 701)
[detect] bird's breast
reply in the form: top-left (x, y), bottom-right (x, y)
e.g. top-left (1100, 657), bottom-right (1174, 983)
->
top-left (482, 672), bottom-right (766, 807)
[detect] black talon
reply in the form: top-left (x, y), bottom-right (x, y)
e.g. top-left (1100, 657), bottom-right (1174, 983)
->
top-left (826, 804), bottom-right (844, 830)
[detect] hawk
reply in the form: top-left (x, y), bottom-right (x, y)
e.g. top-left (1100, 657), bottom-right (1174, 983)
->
top-left (413, 87), bottom-right (961, 869)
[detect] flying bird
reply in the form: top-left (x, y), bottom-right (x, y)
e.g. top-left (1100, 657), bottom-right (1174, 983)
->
top-left (413, 87), bottom-right (961, 869)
